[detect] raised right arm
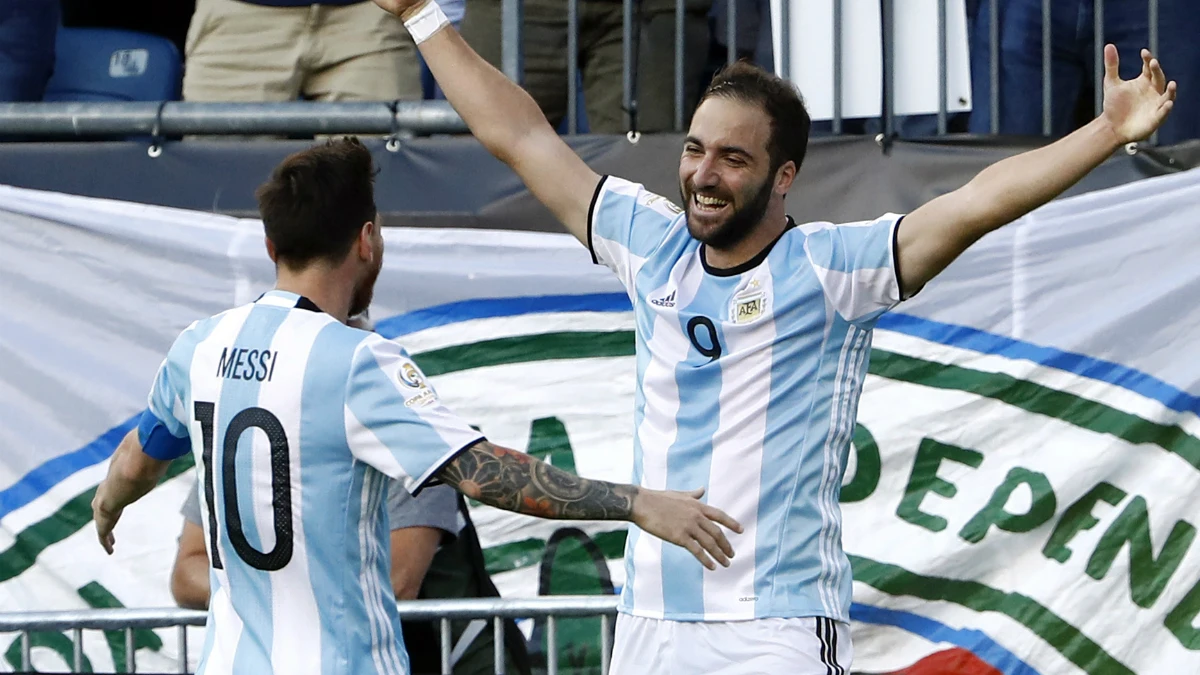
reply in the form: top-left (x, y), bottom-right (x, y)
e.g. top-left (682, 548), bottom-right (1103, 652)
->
top-left (373, 0), bottom-right (600, 244)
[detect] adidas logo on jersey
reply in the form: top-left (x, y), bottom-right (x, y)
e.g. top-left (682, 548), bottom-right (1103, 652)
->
top-left (651, 290), bottom-right (676, 308)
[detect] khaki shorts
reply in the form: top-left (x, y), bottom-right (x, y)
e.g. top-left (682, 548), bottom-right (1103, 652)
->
top-left (183, 0), bottom-right (422, 102)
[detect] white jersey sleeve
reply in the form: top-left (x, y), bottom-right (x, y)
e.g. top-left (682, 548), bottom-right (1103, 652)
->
top-left (138, 339), bottom-right (192, 461)
top-left (801, 213), bottom-right (905, 327)
top-left (344, 335), bottom-right (484, 494)
top-left (587, 175), bottom-right (686, 292)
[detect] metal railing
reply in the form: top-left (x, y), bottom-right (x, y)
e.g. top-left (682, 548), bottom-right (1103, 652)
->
top-left (0, 596), bottom-right (619, 675)
top-left (0, 100), bottom-right (466, 141)
top-left (0, 0), bottom-right (1168, 141)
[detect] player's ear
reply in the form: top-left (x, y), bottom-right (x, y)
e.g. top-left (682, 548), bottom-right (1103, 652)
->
top-left (357, 221), bottom-right (376, 262)
top-left (774, 160), bottom-right (796, 195)
top-left (264, 236), bottom-right (278, 263)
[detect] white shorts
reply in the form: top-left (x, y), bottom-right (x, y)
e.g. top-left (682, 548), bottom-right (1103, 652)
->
top-left (610, 613), bottom-right (852, 675)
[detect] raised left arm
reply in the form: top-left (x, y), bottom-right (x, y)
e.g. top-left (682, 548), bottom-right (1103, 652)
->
top-left (896, 45), bottom-right (1176, 296)
top-left (93, 428), bottom-right (172, 554)
top-left (436, 441), bottom-right (743, 570)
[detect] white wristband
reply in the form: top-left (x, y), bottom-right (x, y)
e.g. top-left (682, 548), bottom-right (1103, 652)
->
top-left (404, 0), bottom-right (451, 45)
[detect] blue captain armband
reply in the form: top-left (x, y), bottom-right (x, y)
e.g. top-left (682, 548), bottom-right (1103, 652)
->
top-left (136, 409), bottom-right (191, 461)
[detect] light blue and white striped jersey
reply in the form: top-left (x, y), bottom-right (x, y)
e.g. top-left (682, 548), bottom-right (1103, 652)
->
top-left (137, 290), bottom-right (483, 675)
top-left (589, 176), bottom-right (903, 623)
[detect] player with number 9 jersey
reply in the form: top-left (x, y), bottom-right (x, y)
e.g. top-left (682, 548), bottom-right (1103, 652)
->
top-left (589, 175), bottom-right (902, 625)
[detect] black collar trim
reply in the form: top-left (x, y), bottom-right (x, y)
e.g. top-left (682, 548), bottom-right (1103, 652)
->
top-left (700, 216), bottom-right (797, 277)
top-left (253, 291), bottom-right (324, 313)
top-left (294, 296), bottom-right (322, 313)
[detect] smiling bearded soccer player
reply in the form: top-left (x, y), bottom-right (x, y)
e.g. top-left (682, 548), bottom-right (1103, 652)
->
top-left (370, 4), bottom-right (1176, 670)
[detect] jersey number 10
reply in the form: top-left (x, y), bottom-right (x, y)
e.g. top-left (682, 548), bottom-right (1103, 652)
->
top-left (194, 401), bottom-right (294, 572)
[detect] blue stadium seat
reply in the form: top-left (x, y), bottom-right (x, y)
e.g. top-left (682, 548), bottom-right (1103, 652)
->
top-left (43, 27), bottom-right (182, 102)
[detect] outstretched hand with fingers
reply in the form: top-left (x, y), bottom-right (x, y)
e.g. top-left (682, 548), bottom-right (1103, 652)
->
top-left (1101, 44), bottom-right (1177, 143)
top-left (631, 487), bottom-right (744, 570)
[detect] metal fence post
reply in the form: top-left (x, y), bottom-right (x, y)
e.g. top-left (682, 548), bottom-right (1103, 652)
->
top-left (990, 0), bottom-right (1000, 134)
top-left (937, 0), bottom-right (948, 135)
top-left (833, 0), bottom-right (843, 134)
top-left (546, 615), bottom-right (558, 675)
top-left (726, 0), bottom-right (737, 65)
top-left (674, 0), bottom-right (686, 131)
top-left (623, 0), bottom-right (637, 132)
top-left (440, 618), bottom-right (452, 675)
top-left (568, 0), bottom-right (580, 134)
top-left (778, 0), bottom-right (790, 80)
top-left (1043, 0), bottom-right (1052, 136)
top-left (177, 625), bottom-right (188, 674)
top-left (881, 0), bottom-right (895, 140)
top-left (1150, 0), bottom-right (1159, 145)
top-left (600, 614), bottom-right (612, 674)
top-left (73, 628), bottom-right (83, 672)
top-left (493, 617), bottom-right (506, 675)
top-left (125, 627), bottom-right (136, 674)
top-left (501, 0), bottom-right (524, 84)
top-left (1094, 0), bottom-right (1104, 118)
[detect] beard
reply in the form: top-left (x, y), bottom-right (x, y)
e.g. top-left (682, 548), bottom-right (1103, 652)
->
top-left (349, 259), bottom-right (381, 318)
top-left (681, 173), bottom-right (775, 251)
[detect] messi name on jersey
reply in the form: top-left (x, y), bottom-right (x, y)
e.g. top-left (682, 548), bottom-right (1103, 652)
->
top-left (215, 346), bottom-right (280, 383)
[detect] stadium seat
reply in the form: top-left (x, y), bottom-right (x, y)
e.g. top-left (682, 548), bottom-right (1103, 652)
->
top-left (43, 27), bottom-right (182, 102)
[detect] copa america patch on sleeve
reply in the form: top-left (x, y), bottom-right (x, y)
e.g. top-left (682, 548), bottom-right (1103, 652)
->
top-left (397, 360), bottom-right (438, 408)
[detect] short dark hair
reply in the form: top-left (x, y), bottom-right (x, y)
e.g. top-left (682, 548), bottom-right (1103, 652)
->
top-left (255, 137), bottom-right (378, 269)
top-left (699, 61), bottom-right (812, 174)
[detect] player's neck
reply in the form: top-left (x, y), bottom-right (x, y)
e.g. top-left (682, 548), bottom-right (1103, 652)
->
top-left (274, 267), bottom-right (354, 324)
top-left (703, 204), bottom-right (790, 271)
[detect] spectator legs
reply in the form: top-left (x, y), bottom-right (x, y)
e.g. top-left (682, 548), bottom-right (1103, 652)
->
top-left (0, 0), bottom-right (61, 102)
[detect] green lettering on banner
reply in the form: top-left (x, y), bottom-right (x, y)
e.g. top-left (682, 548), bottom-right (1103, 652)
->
top-left (4, 631), bottom-right (93, 673)
top-left (1043, 482), bottom-right (1127, 563)
top-left (841, 424), bottom-right (881, 503)
top-left (526, 417), bottom-right (577, 474)
top-left (897, 438), bottom-right (984, 532)
top-left (958, 468), bottom-right (1057, 544)
top-left (1165, 572), bottom-right (1200, 649)
top-left (1085, 497), bottom-right (1196, 608)
top-left (77, 581), bottom-right (163, 673)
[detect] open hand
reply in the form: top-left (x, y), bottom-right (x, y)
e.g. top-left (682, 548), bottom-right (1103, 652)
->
top-left (371, 0), bottom-right (428, 19)
top-left (632, 487), bottom-right (743, 570)
top-left (1101, 44), bottom-right (1177, 143)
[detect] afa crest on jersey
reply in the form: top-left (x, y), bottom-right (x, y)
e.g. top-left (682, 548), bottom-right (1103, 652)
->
top-left (731, 280), bottom-right (768, 325)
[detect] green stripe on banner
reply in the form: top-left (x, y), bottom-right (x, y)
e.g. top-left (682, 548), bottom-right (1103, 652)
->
top-left (870, 349), bottom-right (1200, 472)
top-left (0, 454), bottom-right (194, 583)
top-left (413, 331), bottom-right (636, 376)
top-left (850, 554), bottom-right (1135, 675)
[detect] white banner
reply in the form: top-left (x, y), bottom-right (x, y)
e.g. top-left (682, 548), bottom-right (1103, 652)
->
top-left (2, 168), bottom-right (1200, 673)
